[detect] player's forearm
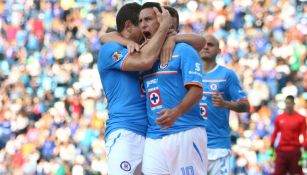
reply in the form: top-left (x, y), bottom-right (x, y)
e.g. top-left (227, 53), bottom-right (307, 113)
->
top-left (173, 86), bottom-right (203, 117)
top-left (224, 100), bottom-right (250, 113)
top-left (124, 25), bottom-right (170, 71)
top-left (140, 26), bottom-right (169, 64)
top-left (175, 34), bottom-right (205, 51)
top-left (271, 133), bottom-right (277, 147)
top-left (301, 123), bottom-right (307, 148)
top-left (100, 32), bottom-right (129, 45)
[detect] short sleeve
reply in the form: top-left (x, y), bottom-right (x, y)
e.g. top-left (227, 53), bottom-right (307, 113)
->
top-left (226, 70), bottom-right (247, 101)
top-left (179, 44), bottom-right (203, 88)
top-left (97, 42), bottom-right (129, 71)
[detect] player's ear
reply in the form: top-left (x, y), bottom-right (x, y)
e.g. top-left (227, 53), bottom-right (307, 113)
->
top-left (124, 20), bottom-right (133, 32)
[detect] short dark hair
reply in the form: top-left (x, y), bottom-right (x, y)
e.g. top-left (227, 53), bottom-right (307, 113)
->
top-left (141, 2), bottom-right (162, 12)
top-left (163, 6), bottom-right (179, 31)
top-left (286, 95), bottom-right (295, 101)
top-left (116, 2), bottom-right (141, 32)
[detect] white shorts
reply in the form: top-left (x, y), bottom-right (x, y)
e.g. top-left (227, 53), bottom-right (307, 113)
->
top-left (208, 153), bottom-right (231, 175)
top-left (106, 129), bottom-right (145, 175)
top-left (142, 127), bottom-right (208, 175)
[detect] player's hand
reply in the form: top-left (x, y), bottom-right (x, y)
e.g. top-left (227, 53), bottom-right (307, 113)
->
top-left (298, 149), bottom-right (307, 166)
top-left (167, 28), bottom-right (177, 37)
top-left (160, 35), bottom-right (175, 66)
top-left (212, 93), bottom-right (226, 108)
top-left (156, 108), bottom-right (180, 130)
top-left (140, 38), bottom-right (149, 49)
top-left (268, 147), bottom-right (274, 157)
top-left (127, 41), bottom-right (140, 54)
top-left (268, 147), bottom-right (276, 162)
top-left (153, 7), bottom-right (172, 31)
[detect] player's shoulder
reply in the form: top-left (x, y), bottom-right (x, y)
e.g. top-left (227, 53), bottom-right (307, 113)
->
top-left (174, 42), bottom-right (196, 52)
top-left (98, 41), bottom-right (127, 60)
top-left (215, 65), bottom-right (235, 75)
top-left (217, 65), bottom-right (232, 71)
top-left (295, 111), bottom-right (306, 119)
top-left (174, 42), bottom-right (198, 57)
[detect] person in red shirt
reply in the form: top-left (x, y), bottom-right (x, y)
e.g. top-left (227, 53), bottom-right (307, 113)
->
top-left (271, 95), bottom-right (307, 175)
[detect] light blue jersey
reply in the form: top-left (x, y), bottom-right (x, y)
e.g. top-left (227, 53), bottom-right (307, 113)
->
top-left (141, 43), bottom-right (205, 139)
top-left (200, 65), bottom-right (247, 149)
top-left (97, 42), bottom-right (148, 139)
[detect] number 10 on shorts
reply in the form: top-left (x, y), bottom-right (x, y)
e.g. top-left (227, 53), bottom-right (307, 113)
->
top-left (181, 166), bottom-right (194, 175)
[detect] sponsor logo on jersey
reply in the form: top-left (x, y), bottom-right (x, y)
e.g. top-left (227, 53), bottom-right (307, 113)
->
top-left (120, 161), bottom-right (131, 171)
top-left (146, 78), bottom-right (158, 88)
top-left (112, 51), bottom-right (122, 62)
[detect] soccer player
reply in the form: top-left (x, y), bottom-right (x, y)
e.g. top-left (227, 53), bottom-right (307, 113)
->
top-left (199, 35), bottom-right (250, 175)
top-left (97, 3), bottom-right (173, 175)
top-left (100, 6), bottom-right (205, 63)
top-left (271, 95), bottom-right (307, 175)
top-left (139, 2), bottom-right (207, 174)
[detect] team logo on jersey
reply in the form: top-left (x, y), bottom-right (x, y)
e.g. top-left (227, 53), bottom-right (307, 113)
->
top-left (159, 63), bottom-right (168, 69)
top-left (120, 161), bottom-right (131, 171)
top-left (112, 51), bottom-right (122, 62)
top-left (200, 104), bottom-right (208, 119)
top-left (148, 89), bottom-right (162, 108)
top-left (210, 83), bottom-right (218, 91)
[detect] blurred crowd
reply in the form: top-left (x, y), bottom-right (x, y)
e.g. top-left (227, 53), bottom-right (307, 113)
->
top-left (0, 0), bottom-right (306, 174)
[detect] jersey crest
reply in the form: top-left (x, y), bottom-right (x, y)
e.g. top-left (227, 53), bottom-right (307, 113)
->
top-left (148, 89), bottom-right (162, 108)
top-left (210, 83), bottom-right (218, 91)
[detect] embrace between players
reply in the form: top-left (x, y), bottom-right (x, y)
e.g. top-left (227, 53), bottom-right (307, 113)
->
top-left (97, 2), bottom-right (250, 175)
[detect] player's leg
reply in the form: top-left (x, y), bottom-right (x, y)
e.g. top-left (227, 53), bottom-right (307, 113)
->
top-left (163, 127), bottom-right (208, 175)
top-left (142, 137), bottom-right (169, 175)
top-left (106, 129), bottom-right (145, 175)
top-left (207, 155), bottom-right (231, 175)
top-left (288, 150), bottom-right (303, 175)
top-left (272, 150), bottom-right (288, 175)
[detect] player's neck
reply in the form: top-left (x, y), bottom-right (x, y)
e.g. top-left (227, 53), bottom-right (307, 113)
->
top-left (285, 109), bottom-right (295, 115)
top-left (203, 61), bottom-right (217, 73)
top-left (120, 30), bottom-right (130, 40)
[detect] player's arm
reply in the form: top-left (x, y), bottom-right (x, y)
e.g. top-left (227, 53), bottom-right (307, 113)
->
top-left (212, 95), bottom-right (250, 113)
top-left (156, 85), bottom-right (203, 129)
top-left (160, 34), bottom-right (206, 64)
top-left (123, 7), bottom-right (172, 71)
top-left (100, 8), bottom-right (172, 71)
top-left (212, 70), bottom-right (250, 113)
top-left (270, 117), bottom-right (280, 148)
top-left (175, 34), bottom-right (206, 51)
top-left (301, 116), bottom-right (307, 149)
top-left (100, 32), bottom-right (141, 54)
top-left (156, 44), bottom-right (203, 129)
top-left (100, 32), bottom-right (128, 45)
